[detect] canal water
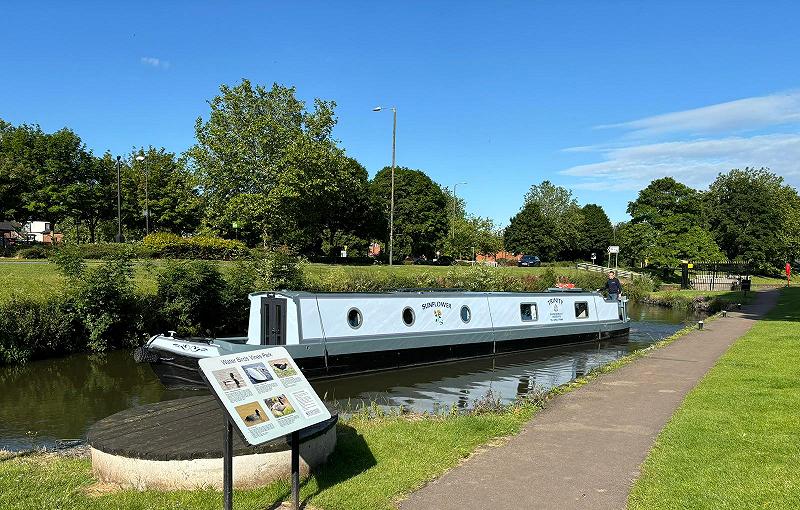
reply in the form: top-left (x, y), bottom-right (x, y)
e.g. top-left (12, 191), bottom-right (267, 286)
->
top-left (0, 303), bottom-right (698, 452)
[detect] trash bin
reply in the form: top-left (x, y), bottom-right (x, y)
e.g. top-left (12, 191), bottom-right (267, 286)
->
top-left (741, 279), bottom-right (751, 292)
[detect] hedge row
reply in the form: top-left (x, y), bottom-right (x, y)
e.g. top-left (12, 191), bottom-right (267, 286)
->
top-left (0, 254), bottom-right (655, 365)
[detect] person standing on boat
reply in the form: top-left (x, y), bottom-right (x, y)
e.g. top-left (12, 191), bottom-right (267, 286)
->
top-left (604, 271), bottom-right (622, 301)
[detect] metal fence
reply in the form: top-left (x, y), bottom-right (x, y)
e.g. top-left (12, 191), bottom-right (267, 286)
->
top-left (682, 261), bottom-right (751, 291)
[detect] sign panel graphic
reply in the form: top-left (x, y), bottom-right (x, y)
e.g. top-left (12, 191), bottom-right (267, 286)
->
top-left (199, 347), bottom-right (331, 446)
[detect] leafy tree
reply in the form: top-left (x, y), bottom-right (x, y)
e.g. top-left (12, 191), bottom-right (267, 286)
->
top-left (188, 79), bottom-right (371, 253)
top-left (522, 180), bottom-right (584, 260)
top-left (123, 147), bottom-right (203, 238)
top-left (370, 167), bottom-right (449, 259)
top-left (188, 80), bottom-right (336, 237)
top-left (627, 177), bottom-right (722, 266)
top-left (706, 168), bottom-right (799, 272)
top-left (580, 204), bottom-right (613, 258)
top-left (616, 221), bottom-right (657, 268)
top-left (504, 202), bottom-right (558, 260)
top-left (447, 215), bottom-right (503, 259)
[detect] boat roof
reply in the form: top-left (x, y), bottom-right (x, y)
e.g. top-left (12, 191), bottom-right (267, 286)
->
top-left (249, 288), bottom-right (597, 299)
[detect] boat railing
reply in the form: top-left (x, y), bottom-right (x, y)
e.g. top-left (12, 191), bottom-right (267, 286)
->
top-left (575, 262), bottom-right (642, 280)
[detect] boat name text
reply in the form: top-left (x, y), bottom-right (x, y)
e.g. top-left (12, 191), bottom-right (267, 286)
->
top-left (421, 301), bottom-right (452, 310)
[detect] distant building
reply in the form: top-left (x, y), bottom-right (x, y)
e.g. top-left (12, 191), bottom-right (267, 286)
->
top-left (21, 221), bottom-right (63, 244)
top-left (0, 221), bottom-right (21, 247)
top-left (476, 251), bottom-right (522, 264)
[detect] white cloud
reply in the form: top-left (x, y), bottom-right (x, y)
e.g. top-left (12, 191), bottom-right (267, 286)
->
top-left (560, 133), bottom-right (800, 191)
top-left (140, 56), bottom-right (170, 69)
top-left (596, 91), bottom-right (800, 137)
top-left (560, 90), bottom-right (800, 193)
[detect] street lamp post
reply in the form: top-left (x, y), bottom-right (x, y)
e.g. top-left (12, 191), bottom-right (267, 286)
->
top-left (136, 155), bottom-right (149, 235)
top-left (373, 106), bottom-right (396, 265)
top-left (451, 181), bottom-right (467, 239)
top-left (115, 156), bottom-right (123, 243)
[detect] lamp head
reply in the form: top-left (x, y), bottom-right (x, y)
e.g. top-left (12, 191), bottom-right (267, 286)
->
top-left (372, 106), bottom-right (382, 112)
top-left (135, 155), bottom-right (145, 161)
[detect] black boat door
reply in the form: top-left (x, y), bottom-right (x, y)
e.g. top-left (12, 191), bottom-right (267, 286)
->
top-left (260, 295), bottom-right (287, 346)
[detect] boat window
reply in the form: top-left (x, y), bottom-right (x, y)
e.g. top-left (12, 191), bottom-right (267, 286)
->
top-left (575, 302), bottom-right (590, 319)
top-left (460, 305), bottom-right (472, 323)
top-left (520, 303), bottom-right (538, 322)
top-left (347, 308), bottom-right (363, 329)
top-left (402, 307), bottom-right (415, 326)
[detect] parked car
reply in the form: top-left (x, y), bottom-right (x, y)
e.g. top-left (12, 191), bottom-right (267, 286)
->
top-left (517, 255), bottom-right (541, 267)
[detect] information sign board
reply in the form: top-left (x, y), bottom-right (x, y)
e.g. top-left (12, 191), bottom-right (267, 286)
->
top-left (199, 347), bottom-right (331, 446)
top-left (608, 245), bottom-right (620, 254)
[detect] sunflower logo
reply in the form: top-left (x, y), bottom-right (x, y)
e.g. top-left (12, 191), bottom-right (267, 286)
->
top-left (434, 308), bottom-right (444, 325)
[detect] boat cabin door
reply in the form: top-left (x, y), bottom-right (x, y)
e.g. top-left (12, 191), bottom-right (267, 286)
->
top-left (260, 295), bottom-right (287, 346)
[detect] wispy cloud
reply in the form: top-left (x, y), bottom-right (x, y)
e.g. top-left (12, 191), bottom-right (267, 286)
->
top-left (561, 133), bottom-right (800, 191)
top-left (596, 91), bottom-right (800, 137)
top-left (560, 90), bottom-right (800, 192)
top-left (140, 56), bottom-right (170, 70)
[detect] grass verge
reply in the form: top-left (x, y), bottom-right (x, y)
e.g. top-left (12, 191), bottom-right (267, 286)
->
top-left (0, 313), bottom-right (712, 510)
top-left (628, 287), bottom-right (800, 509)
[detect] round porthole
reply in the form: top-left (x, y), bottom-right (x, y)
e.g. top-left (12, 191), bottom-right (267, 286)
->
top-left (402, 307), bottom-right (415, 327)
top-left (347, 308), bottom-right (363, 329)
top-left (460, 305), bottom-right (472, 323)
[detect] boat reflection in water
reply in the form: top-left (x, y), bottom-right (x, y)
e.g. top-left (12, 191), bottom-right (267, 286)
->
top-left (312, 307), bottom-right (687, 414)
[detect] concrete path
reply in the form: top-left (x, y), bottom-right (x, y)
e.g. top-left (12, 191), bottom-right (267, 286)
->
top-left (400, 290), bottom-right (779, 510)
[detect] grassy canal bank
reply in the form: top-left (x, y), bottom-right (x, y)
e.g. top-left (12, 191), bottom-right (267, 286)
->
top-left (0, 316), bottom-right (706, 510)
top-left (629, 287), bottom-right (800, 509)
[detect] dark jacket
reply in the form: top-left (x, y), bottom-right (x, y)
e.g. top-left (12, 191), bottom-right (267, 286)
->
top-left (604, 277), bottom-right (622, 294)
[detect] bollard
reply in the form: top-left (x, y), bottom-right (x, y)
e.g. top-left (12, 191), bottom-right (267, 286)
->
top-left (722, 310), bottom-right (727, 317)
top-left (697, 320), bottom-right (704, 330)
top-left (737, 303), bottom-right (742, 310)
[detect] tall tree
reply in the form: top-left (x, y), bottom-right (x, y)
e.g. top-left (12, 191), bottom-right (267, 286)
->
top-left (370, 167), bottom-right (449, 259)
top-left (706, 167), bottom-right (799, 272)
top-left (580, 204), bottom-right (613, 258)
top-left (627, 177), bottom-right (722, 266)
top-left (188, 79), bottom-right (367, 252)
top-left (447, 215), bottom-right (503, 259)
top-left (188, 80), bottom-right (336, 236)
top-left (124, 147), bottom-right (203, 238)
top-left (522, 180), bottom-right (584, 260)
top-left (504, 202), bottom-right (558, 260)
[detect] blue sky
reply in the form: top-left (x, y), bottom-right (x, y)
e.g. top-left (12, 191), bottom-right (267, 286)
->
top-left (2, 1), bottom-right (800, 225)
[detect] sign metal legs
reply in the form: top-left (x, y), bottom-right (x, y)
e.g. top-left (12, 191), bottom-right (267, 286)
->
top-left (224, 417), bottom-right (233, 510)
top-left (291, 430), bottom-right (300, 510)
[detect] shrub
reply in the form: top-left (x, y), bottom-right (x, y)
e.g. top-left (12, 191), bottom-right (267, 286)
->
top-left (252, 250), bottom-right (305, 291)
top-left (15, 245), bottom-right (49, 259)
top-left (219, 260), bottom-right (259, 335)
top-left (0, 295), bottom-right (82, 364)
top-left (156, 260), bottom-right (225, 336)
top-left (73, 257), bottom-right (138, 352)
top-left (142, 232), bottom-right (248, 260)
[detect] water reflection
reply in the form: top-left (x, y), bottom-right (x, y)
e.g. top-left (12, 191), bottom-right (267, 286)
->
top-left (0, 302), bottom-right (695, 451)
top-left (0, 351), bottom-right (195, 451)
top-left (312, 301), bottom-right (697, 414)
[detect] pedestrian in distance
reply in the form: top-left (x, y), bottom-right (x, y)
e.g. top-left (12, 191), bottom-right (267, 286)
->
top-left (604, 271), bottom-right (622, 301)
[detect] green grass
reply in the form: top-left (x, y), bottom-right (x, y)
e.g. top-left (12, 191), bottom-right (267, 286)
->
top-left (0, 260), bottom-right (163, 302)
top-left (0, 409), bottom-right (535, 510)
top-left (0, 260), bottom-right (567, 303)
top-left (628, 287), bottom-right (800, 509)
top-left (641, 289), bottom-right (753, 312)
top-left (0, 310), bottom-right (710, 510)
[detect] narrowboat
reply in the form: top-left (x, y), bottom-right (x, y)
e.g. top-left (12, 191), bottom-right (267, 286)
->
top-left (134, 289), bottom-right (629, 388)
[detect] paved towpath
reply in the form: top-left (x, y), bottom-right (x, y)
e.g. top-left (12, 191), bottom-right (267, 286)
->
top-left (400, 290), bottom-right (779, 510)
